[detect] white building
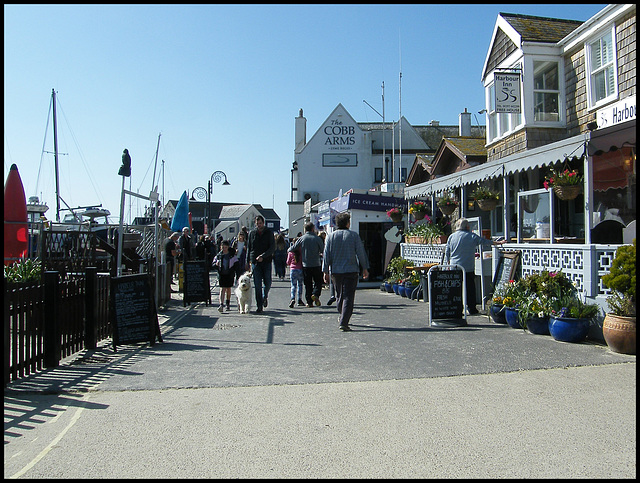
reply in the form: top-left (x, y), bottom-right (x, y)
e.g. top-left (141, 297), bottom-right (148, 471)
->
top-left (289, 103), bottom-right (484, 235)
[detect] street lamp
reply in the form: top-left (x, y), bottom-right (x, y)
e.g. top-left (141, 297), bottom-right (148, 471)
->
top-left (193, 171), bottom-right (230, 234)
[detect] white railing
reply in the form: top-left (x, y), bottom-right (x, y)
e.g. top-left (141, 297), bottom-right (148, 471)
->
top-left (400, 242), bottom-right (623, 304)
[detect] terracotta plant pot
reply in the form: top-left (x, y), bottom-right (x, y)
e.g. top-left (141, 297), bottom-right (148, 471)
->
top-left (602, 314), bottom-right (636, 354)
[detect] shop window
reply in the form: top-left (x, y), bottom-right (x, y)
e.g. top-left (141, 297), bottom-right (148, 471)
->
top-left (517, 189), bottom-right (550, 242)
top-left (533, 61), bottom-right (560, 122)
top-left (586, 26), bottom-right (617, 108)
top-left (374, 167), bottom-right (383, 183)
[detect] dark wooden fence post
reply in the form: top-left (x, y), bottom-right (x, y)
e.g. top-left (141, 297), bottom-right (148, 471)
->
top-left (44, 270), bottom-right (60, 368)
top-left (4, 277), bottom-right (10, 386)
top-left (85, 266), bottom-right (97, 350)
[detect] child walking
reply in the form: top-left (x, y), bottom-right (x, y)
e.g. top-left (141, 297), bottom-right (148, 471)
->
top-left (286, 244), bottom-right (305, 308)
top-left (212, 240), bottom-right (239, 312)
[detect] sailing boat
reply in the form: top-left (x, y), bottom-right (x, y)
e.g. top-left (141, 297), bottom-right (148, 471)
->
top-left (37, 89), bottom-right (111, 232)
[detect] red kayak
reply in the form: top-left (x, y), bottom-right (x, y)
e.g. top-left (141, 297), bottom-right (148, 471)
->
top-left (4, 163), bottom-right (28, 265)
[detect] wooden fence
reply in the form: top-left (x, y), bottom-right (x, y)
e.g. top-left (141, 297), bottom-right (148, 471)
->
top-left (4, 267), bottom-right (111, 385)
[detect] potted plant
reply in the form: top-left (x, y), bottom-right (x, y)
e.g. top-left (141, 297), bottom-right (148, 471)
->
top-left (472, 186), bottom-right (500, 211)
top-left (387, 207), bottom-right (404, 222)
top-left (405, 216), bottom-right (450, 244)
top-left (514, 269), bottom-right (576, 334)
top-left (548, 294), bottom-right (600, 343)
top-left (404, 270), bottom-right (421, 300)
top-left (408, 200), bottom-right (428, 220)
top-left (601, 239), bottom-right (636, 354)
top-left (543, 167), bottom-right (583, 200)
top-left (501, 279), bottom-right (523, 328)
top-left (386, 256), bottom-right (411, 295)
top-left (437, 191), bottom-right (459, 216)
top-left (488, 283), bottom-right (508, 324)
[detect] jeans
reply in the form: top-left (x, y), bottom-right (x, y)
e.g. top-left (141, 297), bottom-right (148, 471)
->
top-left (290, 268), bottom-right (304, 301)
top-left (332, 272), bottom-right (359, 327)
top-left (251, 261), bottom-right (272, 308)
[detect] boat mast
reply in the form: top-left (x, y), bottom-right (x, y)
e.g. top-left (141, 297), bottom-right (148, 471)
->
top-left (52, 88), bottom-right (61, 222)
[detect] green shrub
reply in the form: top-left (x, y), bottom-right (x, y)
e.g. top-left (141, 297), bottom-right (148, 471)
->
top-left (4, 258), bottom-right (42, 283)
top-left (602, 239), bottom-right (636, 316)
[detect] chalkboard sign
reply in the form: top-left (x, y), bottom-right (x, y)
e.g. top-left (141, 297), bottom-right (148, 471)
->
top-left (110, 273), bottom-right (162, 351)
top-left (492, 251), bottom-right (521, 290)
top-left (183, 260), bottom-right (211, 306)
top-left (428, 265), bottom-right (465, 327)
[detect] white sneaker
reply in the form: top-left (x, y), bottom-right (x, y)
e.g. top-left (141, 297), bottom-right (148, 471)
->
top-left (218, 304), bottom-right (224, 313)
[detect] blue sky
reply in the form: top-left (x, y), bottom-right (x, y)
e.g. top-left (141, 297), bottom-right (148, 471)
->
top-left (4, 4), bottom-right (607, 226)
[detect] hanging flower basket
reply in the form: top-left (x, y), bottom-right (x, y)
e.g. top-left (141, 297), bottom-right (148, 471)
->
top-left (413, 212), bottom-right (426, 221)
top-left (553, 184), bottom-right (581, 200)
top-left (439, 204), bottom-right (457, 216)
top-left (476, 198), bottom-right (498, 211)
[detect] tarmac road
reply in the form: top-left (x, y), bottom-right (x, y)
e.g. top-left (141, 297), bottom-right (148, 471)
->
top-left (4, 276), bottom-right (636, 478)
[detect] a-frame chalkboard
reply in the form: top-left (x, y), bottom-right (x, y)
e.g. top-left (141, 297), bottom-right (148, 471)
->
top-left (183, 260), bottom-right (211, 306)
top-left (492, 250), bottom-right (521, 290)
top-left (110, 273), bottom-right (162, 352)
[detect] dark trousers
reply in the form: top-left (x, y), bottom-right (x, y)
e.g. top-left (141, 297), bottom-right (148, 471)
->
top-left (332, 272), bottom-right (359, 327)
top-left (465, 271), bottom-right (478, 313)
top-left (303, 266), bottom-right (323, 304)
top-left (251, 261), bottom-right (272, 308)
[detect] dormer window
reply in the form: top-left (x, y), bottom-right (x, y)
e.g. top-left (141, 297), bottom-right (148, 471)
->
top-left (586, 25), bottom-right (617, 109)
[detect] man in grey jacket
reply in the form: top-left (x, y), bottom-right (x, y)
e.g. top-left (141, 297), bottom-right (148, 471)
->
top-left (288, 222), bottom-right (325, 307)
top-left (322, 212), bottom-right (369, 331)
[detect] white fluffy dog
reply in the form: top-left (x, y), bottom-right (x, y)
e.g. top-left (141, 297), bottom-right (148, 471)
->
top-left (234, 272), bottom-right (253, 314)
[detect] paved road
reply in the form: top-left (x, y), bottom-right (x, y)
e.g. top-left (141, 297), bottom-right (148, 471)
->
top-left (4, 276), bottom-right (636, 478)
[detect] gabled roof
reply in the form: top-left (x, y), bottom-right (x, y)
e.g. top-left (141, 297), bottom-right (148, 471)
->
top-left (482, 12), bottom-right (583, 80)
top-left (500, 12), bottom-right (583, 43)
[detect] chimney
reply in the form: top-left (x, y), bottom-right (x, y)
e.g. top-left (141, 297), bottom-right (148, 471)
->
top-left (295, 108), bottom-right (306, 153)
top-left (459, 108), bottom-right (471, 137)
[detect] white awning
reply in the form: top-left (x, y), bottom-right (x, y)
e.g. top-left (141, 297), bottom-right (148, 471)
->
top-left (405, 134), bottom-right (586, 199)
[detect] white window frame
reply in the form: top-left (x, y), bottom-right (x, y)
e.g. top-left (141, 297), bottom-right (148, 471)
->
top-left (522, 54), bottom-right (566, 128)
top-left (585, 24), bottom-right (618, 110)
top-left (532, 60), bottom-right (561, 123)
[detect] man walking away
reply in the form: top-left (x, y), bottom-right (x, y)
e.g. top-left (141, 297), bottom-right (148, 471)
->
top-left (322, 212), bottom-right (369, 331)
top-left (288, 222), bottom-right (325, 307)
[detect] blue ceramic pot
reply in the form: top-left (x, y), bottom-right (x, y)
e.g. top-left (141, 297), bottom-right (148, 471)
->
top-left (405, 283), bottom-right (418, 300)
top-left (549, 316), bottom-right (590, 343)
top-left (384, 282), bottom-right (394, 293)
top-left (489, 304), bottom-right (507, 324)
top-left (392, 283), bottom-right (400, 295)
top-left (398, 285), bottom-right (407, 297)
top-left (525, 315), bottom-right (550, 335)
top-left (504, 307), bottom-right (522, 329)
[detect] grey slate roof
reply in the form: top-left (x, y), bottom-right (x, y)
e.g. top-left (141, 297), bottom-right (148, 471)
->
top-left (500, 12), bottom-right (583, 43)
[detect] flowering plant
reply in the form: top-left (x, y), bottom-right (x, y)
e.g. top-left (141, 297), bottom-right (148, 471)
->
top-left (472, 186), bottom-right (500, 200)
top-left (549, 294), bottom-right (600, 320)
top-left (437, 191), bottom-right (458, 207)
top-left (543, 168), bottom-right (582, 189)
top-left (386, 207), bottom-right (403, 218)
top-left (408, 201), bottom-right (427, 215)
top-left (405, 215), bottom-right (450, 243)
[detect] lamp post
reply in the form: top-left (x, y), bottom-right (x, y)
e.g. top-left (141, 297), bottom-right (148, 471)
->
top-left (193, 171), bottom-right (230, 234)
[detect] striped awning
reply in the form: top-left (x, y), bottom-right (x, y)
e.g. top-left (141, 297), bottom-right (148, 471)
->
top-left (405, 134), bottom-right (586, 199)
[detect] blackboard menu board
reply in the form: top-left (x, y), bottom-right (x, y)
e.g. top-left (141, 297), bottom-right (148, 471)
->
top-left (183, 260), bottom-right (211, 306)
top-left (110, 273), bottom-right (161, 351)
top-left (428, 266), bottom-right (464, 326)
top-left (492, 251), bottom-right (521, 290)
